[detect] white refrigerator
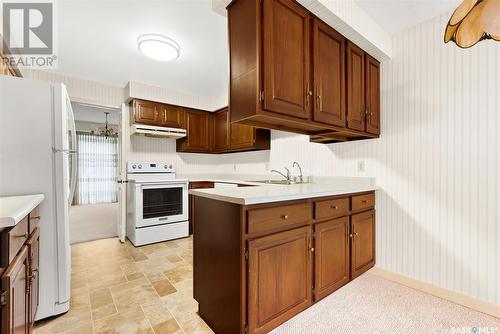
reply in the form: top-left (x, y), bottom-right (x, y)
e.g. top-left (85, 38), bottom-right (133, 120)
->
top-left (0, 76), bottom-right (75, 320)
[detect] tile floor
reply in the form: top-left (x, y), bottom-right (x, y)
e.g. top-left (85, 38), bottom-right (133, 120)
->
top-left (34, 236), bottom-right (214, 334)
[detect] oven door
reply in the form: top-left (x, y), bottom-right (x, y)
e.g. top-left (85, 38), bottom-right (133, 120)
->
top-left (134, 182), bottom-right (188, 228)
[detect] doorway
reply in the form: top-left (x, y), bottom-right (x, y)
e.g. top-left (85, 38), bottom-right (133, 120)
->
top-left (69, 102), bottom-right (120, 244)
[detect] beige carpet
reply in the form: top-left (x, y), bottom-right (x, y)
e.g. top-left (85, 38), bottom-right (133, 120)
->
top-left (272, 271), bottom-right (500, 334)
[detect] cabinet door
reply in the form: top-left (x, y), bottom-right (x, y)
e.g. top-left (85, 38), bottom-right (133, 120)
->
top-left (27, 228), bottom-right (39, 328)
top-left (184, 109), bottom-right (211, 152)
top-left (263, 0), bottom-right (311, 119)
top-left (230, 123), bottom-right (255, 151)
top-left (159, 104), bottom-right (182, 128)
top-left (312, 19), bottom-right (346, 127)
top-left (1, 246), bottom-right (29, 334)
top-left (248, 226), bottom-right (312, 334)
top-left (314, 217), bottom-right (350, 301)
top-left (346, 42), bottom-right (366, 132)
top-left (213, 109), bottom-right (230, 152)
top-left (132, 100), bottom-right (161, 125)
top-left (365, 55), bottom-right (380, 135)
top-left (351, 210), bottom-right (375, 279)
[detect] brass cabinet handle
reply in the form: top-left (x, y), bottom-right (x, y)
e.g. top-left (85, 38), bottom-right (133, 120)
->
top-left (30, 216), bottom-right (40, 220)
top-left (362, 200), bottom-right (368, 204)
top-left (310, 247), bottom-right (315, 252)
top-left (349, 233), bottom-right (353, 238)
top-left (15, 233), bottom-right (29, 238)
top-left (305, 83), bottom-right (312, 106)
top-left (281, 215), bottom-right (289, 220)
top-left (331, 205), bottom-right (338, 210)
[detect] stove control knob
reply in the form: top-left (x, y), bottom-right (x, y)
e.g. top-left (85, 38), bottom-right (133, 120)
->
top-left (138, 164), bottom-right (142, 169)
top-left (132, 164), bottom-right (136, 169)
top-left (164, 165), bottom-right (168, 169)
top-left (169, 164), bottom-right (173, 169)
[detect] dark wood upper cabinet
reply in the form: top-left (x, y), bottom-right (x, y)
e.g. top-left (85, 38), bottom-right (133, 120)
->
top-left (177, 109), bottom-right (211, 152)
top-left (350, 209), bottom-right (376, 279)
top-left (213, 108), bottom-right (230, 153)
top-left (365, 55), bottom-right (381, 135)
top-left (314, 216), bottom-right (350, 301)
top-left (263, 0), bottom-right (311, 119)
top-left (312, 19), bottom-right (346, 127)
top-left (228, 0), bottom-right (381, 143)
top-left (159, 104), bottom-right (183, 128)
top-left (1, 246), bottom-right (29, 334)
top-left (248, 226), bottom-right (312, 334)
top-left (346, 41), bottom-right (366, 132)
top-left (131, 99), bottom-right (161, 125)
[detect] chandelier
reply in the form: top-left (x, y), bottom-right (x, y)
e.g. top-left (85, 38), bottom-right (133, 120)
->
top-left (445, 0), bottom-right (500, 48)
top-left (91, 112), bottom-right (117, 138)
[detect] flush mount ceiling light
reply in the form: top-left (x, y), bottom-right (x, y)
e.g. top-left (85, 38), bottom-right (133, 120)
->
top-left (445, 0), bottom-right (500, 48)
top-left (137, 34), bottom-right (180, 61)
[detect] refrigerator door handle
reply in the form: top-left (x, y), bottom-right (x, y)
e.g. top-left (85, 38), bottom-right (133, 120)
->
top-left (67, 98), bottom-right (78, 206)
top-left (52, 148), bottom-right (78, 154)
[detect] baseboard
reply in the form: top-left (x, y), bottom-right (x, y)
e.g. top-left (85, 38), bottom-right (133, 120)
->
top-left (370, 267), bottom-right (500, 319)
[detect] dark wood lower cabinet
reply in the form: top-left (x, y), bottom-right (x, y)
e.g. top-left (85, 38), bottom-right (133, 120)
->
top-left (1, 207), bottom-right (41, 334)
top-left (188, 182), bottom-right (215, 234)
top-left (1, 246), bottom-right (29, 334)
top-left (351, 210), bottom-right (376, 279)
top-left (314, 216), bottom-right (350, 301)
top-left (193, 192), bottom-right (375, 334)
top-left (248, 227), bottom-right (312, 334)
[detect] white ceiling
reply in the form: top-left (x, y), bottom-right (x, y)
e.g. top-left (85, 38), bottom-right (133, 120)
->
top-left (355, 0), bottom-right (461, 34)
top-left (56, 0), bottom-right (228, 101)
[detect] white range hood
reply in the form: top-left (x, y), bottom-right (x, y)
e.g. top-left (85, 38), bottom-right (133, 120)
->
top-left (130, 124), bottom-right (186, 139)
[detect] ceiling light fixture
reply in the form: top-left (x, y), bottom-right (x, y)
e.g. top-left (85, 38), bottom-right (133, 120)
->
top-left (445, 0), bottom-right (500, 48)
top-left (137, 34), bottom-right (180, 61)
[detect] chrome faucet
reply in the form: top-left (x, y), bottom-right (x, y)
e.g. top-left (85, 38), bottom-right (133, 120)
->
top-left (293, 161), bottom-right (304, 183)
top-left (271, 167), bottom-right (291, 184)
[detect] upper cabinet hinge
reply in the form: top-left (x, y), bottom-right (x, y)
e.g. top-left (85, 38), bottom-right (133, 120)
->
top-left (312, 288), bottom-right (315, 295)
top-left (244, 324), bottom-right (248, 334)
top-left (259, 90), bottom-right (264, 102)
top-left (312, 231), bottom-right (316, 239)
top-left (0, 291), bottom-right (7, 306)
top-left (244, 248), bottom-right (249, 261)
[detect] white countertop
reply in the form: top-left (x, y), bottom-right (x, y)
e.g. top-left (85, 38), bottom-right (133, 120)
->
top-left (188, 176), bottom-right (377, 205)
top-left (0, 194), bottom-right (45, 228)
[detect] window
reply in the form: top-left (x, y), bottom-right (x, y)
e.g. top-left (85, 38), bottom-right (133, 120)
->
top-left (75, 132), bottom-right (118, 205)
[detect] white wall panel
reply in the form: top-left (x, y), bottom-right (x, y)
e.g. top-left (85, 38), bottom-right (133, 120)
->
top-left (218, 13), bottom-right (500, 306)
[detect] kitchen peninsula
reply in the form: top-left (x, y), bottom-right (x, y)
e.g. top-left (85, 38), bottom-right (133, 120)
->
top-left (190, 179), bottom-right (377, 334)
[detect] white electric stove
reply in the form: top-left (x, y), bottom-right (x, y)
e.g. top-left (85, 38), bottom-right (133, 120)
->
top-left (126, 162), bottom-right (189, 246)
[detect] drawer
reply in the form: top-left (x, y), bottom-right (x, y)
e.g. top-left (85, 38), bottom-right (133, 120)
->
top-left (0, 215), bottom-right (29, 267)
top-left (29, 206), bottom-right (40, 233)
top-left (314, 197), bottom-right (349, 220)
top-left (351, 193), bottom-right (375, 211)
top-left (247, 201), bottom-right (311, 234)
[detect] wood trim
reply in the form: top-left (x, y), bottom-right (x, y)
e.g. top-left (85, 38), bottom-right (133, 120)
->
top-left (370, 268), bottom-right (500, 319)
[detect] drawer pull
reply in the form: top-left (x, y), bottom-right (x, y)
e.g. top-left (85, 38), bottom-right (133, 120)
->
top-left (310, 247), bottom-right (315, 252)
top-left (331, 205), bottom-right (339, 210)
top-left (30, 216), bottom-right (41, 220)
top-left (15, 233), bottom-right (29, 238)
top-left (281, 215), bottom-right (289, 220)
top-left (361, 200), bottom-right (368, 204)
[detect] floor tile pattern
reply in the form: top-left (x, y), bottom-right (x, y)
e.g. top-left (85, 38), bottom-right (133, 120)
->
top-left (34, 237), bottom-right (214, 334)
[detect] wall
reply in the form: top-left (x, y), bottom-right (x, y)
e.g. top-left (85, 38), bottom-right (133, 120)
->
top-left (69, 203), bottom-right (118, 244)
top-left (218, 13), bottom-right (500, 307)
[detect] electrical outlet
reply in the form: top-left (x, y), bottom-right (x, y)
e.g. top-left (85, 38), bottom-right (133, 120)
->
top-left (357, 160), bottom-right (366, 173)
top-left (233, 164), bottom-right (237, 172)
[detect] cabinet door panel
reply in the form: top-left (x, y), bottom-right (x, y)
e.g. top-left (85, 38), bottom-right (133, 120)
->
top-left (248, 226), bottom-right (312, 334)
top-left (27, 228), bottom-right (40, 327)
top-left (160, 104), bottom-right (182, 128)
top-left (351, 210), bottom-right (375, 279)
top-left (133, 100), bottom-right (161, 125)
top-left (1, 246), bottom-right (29, 334)
top-left (313, 19), bottom-right (345, 127)
top-left (230, 123), bottom-right (255, 151)
top-left (213, 109), bottom-right (230, 152)
top-left (314, 217), bottom-right (350, 301)
top-left (365, 55), bottom-right (380, 135)
top-left (346, 42), bottom-right (365, 131)
top-left (263, 0), bottom-right (311, 119)
top-left (185, 110), bottom-right (211, 152)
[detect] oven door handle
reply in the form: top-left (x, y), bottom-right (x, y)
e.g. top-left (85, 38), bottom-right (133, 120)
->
top-left (140, 183), bottom-right (187, 189)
